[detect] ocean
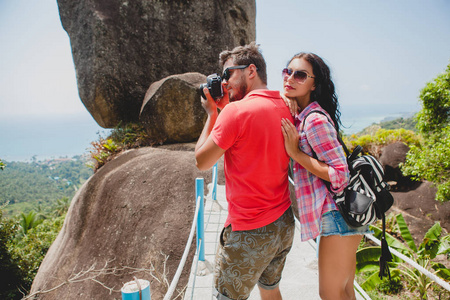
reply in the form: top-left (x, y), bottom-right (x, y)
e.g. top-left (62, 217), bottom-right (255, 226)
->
top-left (0, 113), bottom-right (110, 162)
top-left (0, 108), bottom-right (415, 163)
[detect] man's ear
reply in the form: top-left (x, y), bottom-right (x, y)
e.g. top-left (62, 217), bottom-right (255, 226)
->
top-left (248, 64), bottom-right (258, 79)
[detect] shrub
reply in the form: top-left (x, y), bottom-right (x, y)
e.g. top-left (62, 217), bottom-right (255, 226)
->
top-left (402, 126), bottom-right (450, 202)
top-left (10, 214), bottom-right (66, 293)
top-left (88, 123), bottom-right (156, 171)
top-left (401, 63), bottom-right (450, 202)
top-left (343, 128), bottom-right (421, 157)
top-left (0, 208), bottom-right (24, 300)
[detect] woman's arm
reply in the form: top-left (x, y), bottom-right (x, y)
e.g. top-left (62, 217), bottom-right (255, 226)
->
top-left (303, 115), bottom-right (349, 192)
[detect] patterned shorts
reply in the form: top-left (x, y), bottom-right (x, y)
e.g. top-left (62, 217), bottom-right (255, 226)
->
top-left (213, 208), bottom-right (295, 300)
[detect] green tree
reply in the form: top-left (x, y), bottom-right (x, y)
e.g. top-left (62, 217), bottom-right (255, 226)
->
top-left (52, 197), bottom-right (70, 217)
top-left (415, 64), bottom-right (450, 134)
top-left (11, 214), bottom-right (66, 292)
top-left (0, 158), bottom-right (5, 170)
top-left (402, 63), bottom-right (450, 201)
top-left (18, 211), bottom-right (44, 237)
top-left (0, 208), bottom-right (25, 300)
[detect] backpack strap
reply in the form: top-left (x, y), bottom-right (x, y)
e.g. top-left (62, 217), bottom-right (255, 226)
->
top-left (379, 213), bottom-right (393, 279)
top-left (302, 110), bottom-right (350, 157)
top-left (301, 110), bottom-right (348, 194)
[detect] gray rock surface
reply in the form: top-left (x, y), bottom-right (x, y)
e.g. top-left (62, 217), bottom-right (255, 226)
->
top-left (139, 73), bottom-right (207, 144)
top-left (57, 0), bottom-right (256, 128)
top-left (29, 146), bottom-right (222, 300)
top-left (379, 141), bottom-right (414, 189)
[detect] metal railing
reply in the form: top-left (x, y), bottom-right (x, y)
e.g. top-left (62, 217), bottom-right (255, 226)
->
top-left (163, 177), bottom-right (206, 300)
top-left (163, 169), bottom-right (450, 300)
top-left (365, 234), bottom-right (450, 292)
top-left (163, 162), bottom-right (220, 300)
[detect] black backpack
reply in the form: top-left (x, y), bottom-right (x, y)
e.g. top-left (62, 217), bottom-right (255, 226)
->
top-left (303, 110), bottom-right (394, 279)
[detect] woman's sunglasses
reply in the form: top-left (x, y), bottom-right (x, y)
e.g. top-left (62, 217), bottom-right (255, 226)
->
top-left (282, 68), bottom-right (315, 83)
top-left (222, 65), bottom-right (250, 81)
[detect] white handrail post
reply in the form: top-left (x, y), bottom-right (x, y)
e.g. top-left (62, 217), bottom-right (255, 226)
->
top-left (212, 162), bottom-right (218, 201)
top-left (196, 178), bottom-right (205, 261)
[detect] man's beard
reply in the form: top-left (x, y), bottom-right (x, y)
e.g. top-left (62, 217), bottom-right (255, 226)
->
top-left (229, 75), bottom-right (248, 102)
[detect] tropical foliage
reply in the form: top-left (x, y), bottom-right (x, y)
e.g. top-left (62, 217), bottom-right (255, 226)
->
top-left (402, 126), bottom-right (450, 202)
top-left (88, 138), bottom-right (122, 170)
top-left (356, 213), bottom-right (450, 299)
top-left (0, 208), bottom-right (23, 300)
top-left (17, 211), bottom-right (44, 237)
top-left (11, 214), bottom-right (66, 292)
top-left (402, 63), bottom-right (450, 202)
top-left (0, 157), bottom-right (89, 298)
top-left (0, 204), bottom-right (66, 299)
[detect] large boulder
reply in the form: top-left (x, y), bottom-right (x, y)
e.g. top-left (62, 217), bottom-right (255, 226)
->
top-left (379, 141), bottom-right (415, 189)
top-left (391, 181), bottom-right (450, 243)
top-left (139, 73), bottom-right (207, 144)
top-left (29, 146), bottom-right (221, 300)
top-left (378, 142), bottom-right (450, 242)
top-left (57, 0), bottom-right (256, 128)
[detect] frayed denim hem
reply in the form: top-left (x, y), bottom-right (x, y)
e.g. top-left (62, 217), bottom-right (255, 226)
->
top-left (321, 230), bottom-right (373, 237)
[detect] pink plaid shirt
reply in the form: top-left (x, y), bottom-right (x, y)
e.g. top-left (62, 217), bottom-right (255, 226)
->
top-left (293, 102), bottom-right (349, 241)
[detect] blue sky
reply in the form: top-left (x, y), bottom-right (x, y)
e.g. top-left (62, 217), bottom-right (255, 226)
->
top-left (0, 0), bottom-right (449, 161)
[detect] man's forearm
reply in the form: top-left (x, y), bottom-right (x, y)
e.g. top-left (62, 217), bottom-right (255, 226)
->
top-left (195, 111), bottom-right (218, 152)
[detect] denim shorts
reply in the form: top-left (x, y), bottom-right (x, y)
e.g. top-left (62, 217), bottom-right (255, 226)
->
top-left (320, 210), bottom-right (373, 237)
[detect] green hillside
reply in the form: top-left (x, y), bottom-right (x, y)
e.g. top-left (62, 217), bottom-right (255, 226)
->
top-left (378, 116), bottom-right (417, 131)
top-left (0, 155), bottom-right (93, 217)
top-left (355, 115), bottom-right (417, 136)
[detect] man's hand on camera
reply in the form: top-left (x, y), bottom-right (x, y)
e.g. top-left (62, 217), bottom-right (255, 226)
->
top-left (201, 87), bottom-right (219, 116)
top-left (215, 83), bottom-right (230, 110)
top-left (201, 87), bottom-right (229, 114)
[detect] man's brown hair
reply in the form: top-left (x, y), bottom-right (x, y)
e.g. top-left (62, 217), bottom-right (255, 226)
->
top-left (219, 42), bottom-right (267, 85)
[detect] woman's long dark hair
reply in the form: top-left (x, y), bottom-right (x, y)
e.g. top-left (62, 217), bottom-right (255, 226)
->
top-left (288, 53), bottom-right (342, 133)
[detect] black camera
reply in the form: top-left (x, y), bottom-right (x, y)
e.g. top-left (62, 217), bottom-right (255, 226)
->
top-left (199, 73), bottom-right (223, 100)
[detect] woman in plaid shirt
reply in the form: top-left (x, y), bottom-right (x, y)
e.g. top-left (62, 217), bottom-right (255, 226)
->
top-left (281, 52), bottom-right (372, 300)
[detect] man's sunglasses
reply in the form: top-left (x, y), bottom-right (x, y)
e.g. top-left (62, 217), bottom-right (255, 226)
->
top-left (282, 68), bottom-right (315, 83)
top-left (222, 65), bottom-right (250, 81)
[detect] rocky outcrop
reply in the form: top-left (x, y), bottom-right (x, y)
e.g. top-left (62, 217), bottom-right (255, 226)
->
top-left (379, 141), bottom-right (415, 189)
top-left (378, 142), bottom-right (450, 241)
top-left (139, 73), bottom-right (207, 144)
top-left (29, 146), bottom-right (222, 300)
top-left (57, 0), bottom-right (256, 128)
top-left (391, 181), bottom-right (450, 242)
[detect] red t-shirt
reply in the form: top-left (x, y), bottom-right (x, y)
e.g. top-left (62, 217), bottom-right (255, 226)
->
top-left (211, 90), bottom-right (293, 231)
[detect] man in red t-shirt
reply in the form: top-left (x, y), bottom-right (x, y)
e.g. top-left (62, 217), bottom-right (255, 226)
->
top-left (195, 42), bottom-right (294, 300)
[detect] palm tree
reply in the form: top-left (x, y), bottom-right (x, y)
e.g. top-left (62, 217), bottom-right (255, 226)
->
top-left (18, 211), bottom-right (43, 236)
top-left (53, 197), bottom-right (70, 217)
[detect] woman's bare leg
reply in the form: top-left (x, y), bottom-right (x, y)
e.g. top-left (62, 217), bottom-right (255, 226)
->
top-left (318, 234), bottom-right (362, 300)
